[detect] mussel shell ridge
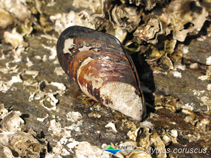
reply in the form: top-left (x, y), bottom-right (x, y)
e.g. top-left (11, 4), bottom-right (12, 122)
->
top-left (57, 26), bottom-right (145, 121)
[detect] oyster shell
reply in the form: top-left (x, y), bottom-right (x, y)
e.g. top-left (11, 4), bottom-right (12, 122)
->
top-left (160, 0), bottom-right (209, 42)
top-left (109, 4), bottom-right (142, 32)
top-left (0, 0), bottom-right (31, 21)
top-left (133, 16), bottom-right (164, 44)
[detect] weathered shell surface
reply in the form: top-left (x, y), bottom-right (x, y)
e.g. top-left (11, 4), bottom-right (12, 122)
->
top-left (108, 4), bottom-right (142, 32)
top-left (57, 26), bottom-right (145, 120)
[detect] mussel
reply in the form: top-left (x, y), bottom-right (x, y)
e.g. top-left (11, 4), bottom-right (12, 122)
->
top-left (56, 26), bottom-right (146, 121)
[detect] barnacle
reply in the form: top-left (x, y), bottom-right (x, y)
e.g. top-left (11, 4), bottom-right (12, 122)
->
top-left (160, 0), bottom-right (209, 42)
top-left (109, 4), bottom-right (142, 32)
top-left (133, 17), bottom-right (164, 44)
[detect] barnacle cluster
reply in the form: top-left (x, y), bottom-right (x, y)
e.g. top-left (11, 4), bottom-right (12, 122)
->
top-left (50, 0), bottom-right (210, 70)
top-left (0, 104), bottom-right (47, 157)
top-left (51, 0), bottom-right (209, 42)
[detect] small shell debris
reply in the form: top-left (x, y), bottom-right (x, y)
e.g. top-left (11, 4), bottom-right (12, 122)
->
top-left (172, 71), bottom-right (182, 78)
top-left (0, 104), bottom-right (24, 132)
top-left (42, 44), bottom-right (57, 60)
top-left (207, 84), bottom-right (211, 91)
top-left (206, 56), bottom-right (211, 65)
top-left (0, 74), bottom-right (22, 93)
top-left (189, 63), bottom-right (199, 69)
top-left (0, 7), bottom-right (14, 28)
top-left (1, 111), bottom-right (24, 132)
top-left (0, 0), bottom-right (31, 21)
top-left (50, 11), bottom-right (95, 35)
top-left (37, 114), bottom-right (49, 122)
top-left (198, 75), bottom-right (209, 81)
top-left (66, 111), bottom-right (83, 122)
top-left (4, 29), bottom-right (24, 48)
top-left (0, 104), bottom-right (8, 119)
top-left (75, 141), bottom-right (111, 158)
top-left (29, 80), bottom-right (66, 111)
top-left (0, 132), bottom-right (46, 157)
top-left (26, 57), bottom-right (33, 67)
top-left (183, 46), bottom-right (189, 54)
top-left (105, 122), bottom-right (118, 133)
top-left (49, 119), bottom-right (69, 137)
top-left (54, 67), bottom-right (65, 76)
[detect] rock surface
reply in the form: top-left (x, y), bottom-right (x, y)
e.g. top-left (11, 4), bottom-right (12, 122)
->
top-left (0, 0), bottom-right (211, 158)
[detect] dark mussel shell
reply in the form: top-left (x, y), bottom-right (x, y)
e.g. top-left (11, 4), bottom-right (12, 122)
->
top-left (57, 26), bottom-right (145, 121)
